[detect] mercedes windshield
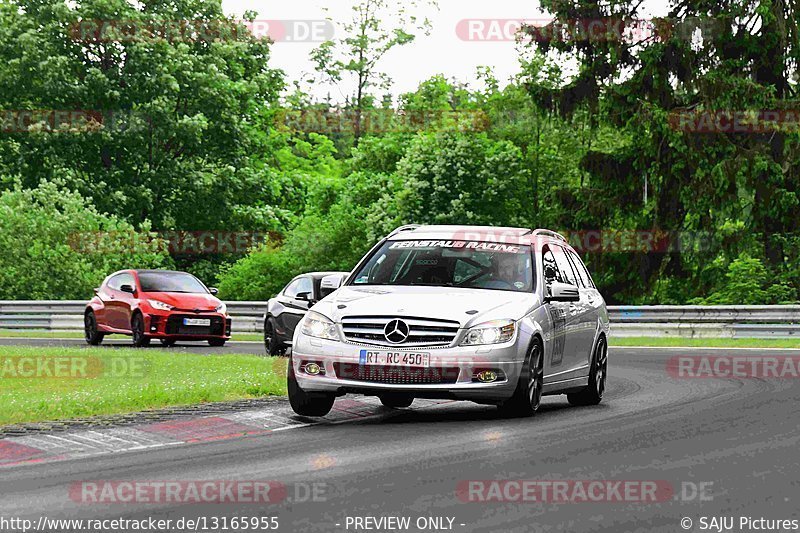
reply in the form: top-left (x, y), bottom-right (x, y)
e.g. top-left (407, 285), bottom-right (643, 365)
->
top-left (350, 240), bottom-right (534, 292)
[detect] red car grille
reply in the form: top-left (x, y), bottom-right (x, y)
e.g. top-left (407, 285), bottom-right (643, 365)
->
top-left (165, 315), bottom-right (226, 336)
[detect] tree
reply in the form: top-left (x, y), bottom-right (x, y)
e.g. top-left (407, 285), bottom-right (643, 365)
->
top-left (520, 0), bottom-right (800, 303)
top-left (310, 0), bottom-right (436, 141)
top-left (0, 0), bottom-right (286, 232)
top-left (218, 163), bottom-right (394, 299)
top-left (386, 132), bottom-right (530, 231)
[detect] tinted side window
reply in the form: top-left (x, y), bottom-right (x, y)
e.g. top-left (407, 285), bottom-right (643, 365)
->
top-left (295, 276), bottom-right (313, 297)
top-left (541, 246), bottom-right (563, 284)
top-left (107, 274), bottom-right (133, 291)
top-left (107, 275), bottom-right (122, 291)
top-left (119, 273), bottom-right (135, 289)
top-left (283, 279), bottom-right (301, 298)
top-left (565, 250), bottom-right (588, 288)
top-left (552, 245), bottom-right (579, 286)
top-left (569, 249), bottom-right (595, 289)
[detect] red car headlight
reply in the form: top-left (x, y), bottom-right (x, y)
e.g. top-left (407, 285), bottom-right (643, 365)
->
top-left (147, 299), bottom-right (174, 311)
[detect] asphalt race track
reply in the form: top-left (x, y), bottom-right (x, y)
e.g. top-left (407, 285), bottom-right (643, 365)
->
top-left (1, 345), bottom-right (799, 532)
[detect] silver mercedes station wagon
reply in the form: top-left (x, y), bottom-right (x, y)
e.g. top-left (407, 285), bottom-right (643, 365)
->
top-left (288, 225), bottom-right (609, 417)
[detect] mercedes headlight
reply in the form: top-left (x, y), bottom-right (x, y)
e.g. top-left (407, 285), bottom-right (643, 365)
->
top-left (301, 311), bottom-right (340, 341)
top-left (461, 319), bottom-right (516, 346)
top-left (215, 302), bottom-right (227, 315)
top-left (147, 299), bottom-right (174, 311)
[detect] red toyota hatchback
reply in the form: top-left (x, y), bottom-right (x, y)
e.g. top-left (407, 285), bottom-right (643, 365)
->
top-left (84, 269), bottom-right (231, 347)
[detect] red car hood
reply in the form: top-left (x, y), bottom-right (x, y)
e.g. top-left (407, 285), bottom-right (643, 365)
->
top-left (143, 292), bottom-right (221, 311)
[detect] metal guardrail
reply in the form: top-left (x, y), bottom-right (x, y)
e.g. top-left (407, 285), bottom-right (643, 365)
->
top-left (608, 305), bottom-right (800, 338)
top-left (1, 301), bottom-right (800, 338)
top-left (610, 305), bottom-right (800, 323)
top-left (0, 301), bottom-right (267, 334)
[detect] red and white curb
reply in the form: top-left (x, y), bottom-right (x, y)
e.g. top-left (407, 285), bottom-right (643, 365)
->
top-left (0, 397), bottom-right (454, 468)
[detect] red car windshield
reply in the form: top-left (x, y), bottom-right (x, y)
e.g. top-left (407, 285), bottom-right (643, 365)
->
top-left (138, 272), bottom-right (208, 293)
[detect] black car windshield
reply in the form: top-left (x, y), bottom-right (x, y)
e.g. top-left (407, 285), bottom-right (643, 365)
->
top-left (138, 272), bottom-right (208, 293)
top-left (350, 240), bottom-right (534, 292)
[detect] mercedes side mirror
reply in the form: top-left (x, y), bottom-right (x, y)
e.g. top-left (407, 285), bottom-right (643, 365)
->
top-left (120, 284), bottom-right (136, 294)
top-left (208, 287), bottom-right (219, 295)
top-left (320, 273), bottom-right (345, 293)
top-left (545, 282), bottom-right (580, 303)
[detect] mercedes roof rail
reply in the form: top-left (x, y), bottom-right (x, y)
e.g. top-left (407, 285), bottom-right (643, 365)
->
top-left (531, 229), bottom-right (567, 242)
top-left (387, 224), bottom-right (421, 237)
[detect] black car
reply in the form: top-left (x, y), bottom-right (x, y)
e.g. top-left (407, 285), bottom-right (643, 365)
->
top-left (263, 272), bottom-right (348, 355)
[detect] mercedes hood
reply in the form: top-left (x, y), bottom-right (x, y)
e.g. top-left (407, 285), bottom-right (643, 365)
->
top-left (313, 285), bottom-right (538, 328)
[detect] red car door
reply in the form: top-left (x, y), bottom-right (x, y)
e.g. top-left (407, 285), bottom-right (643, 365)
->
top-left (103, 272), bottom-right (136, 331)
top-left (100, 274), bottom-right (124, 330)
top-left (93, 279), bottom-right (115, 329)
top-left (114, 272), bottom-right (137, 331)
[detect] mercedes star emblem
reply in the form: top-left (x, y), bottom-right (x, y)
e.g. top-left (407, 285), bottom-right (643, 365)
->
top-left (384, 319), bottom-right (410, 344)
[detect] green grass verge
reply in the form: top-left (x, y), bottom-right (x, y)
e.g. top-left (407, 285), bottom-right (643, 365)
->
top-left (610, 337), bottom-right (800, 348)
top-left (0, 329), bottom-right (263, 342)
top-left (0, 346), bottom-right (286, 426)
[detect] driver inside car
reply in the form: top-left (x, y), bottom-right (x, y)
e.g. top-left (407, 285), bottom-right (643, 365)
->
top-left (479, 253), bottom-right (531, 291)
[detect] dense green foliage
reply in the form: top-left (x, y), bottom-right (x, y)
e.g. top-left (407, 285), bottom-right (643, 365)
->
top-left (0, 181), bottom-right (171, 298)
top-left (0, 0), bottom-right (798, 304)
top-left (0, 0), bottom-right (288, 231)
top-left (515, 0), bottom-right (800, 303)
